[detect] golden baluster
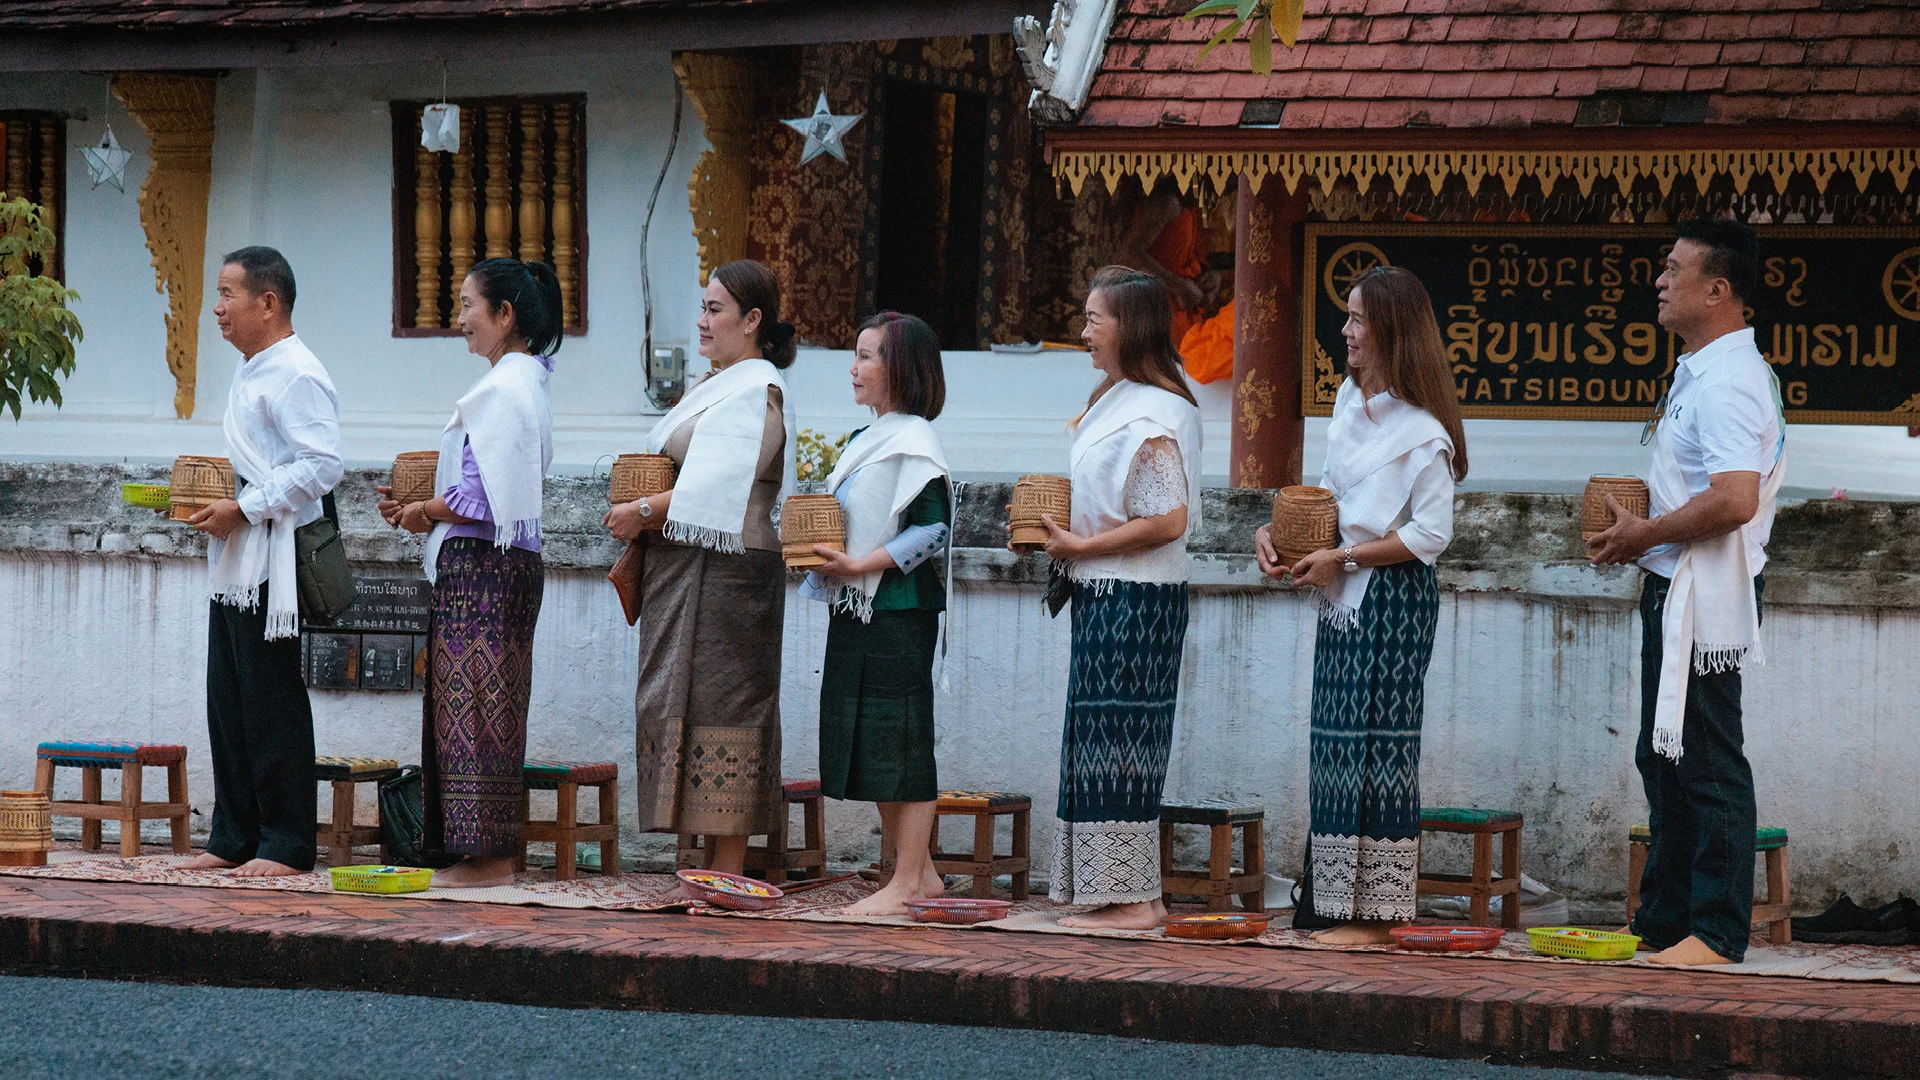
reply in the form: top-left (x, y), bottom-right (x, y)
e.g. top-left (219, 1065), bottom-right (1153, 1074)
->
top-left (448, 107), bottom-right (476, 290)
top-left (551, 102), bottom-right (577, 325)
top-left (4, 120), bottom-right (25, 199)
top-left (484, 105), bottom-right (511, 258)
top-left (37, 119), bottom-right (58, 240)
top-left (414, 119), bottom-right (443, 328)
top-left (517, 103), bottom-right (546, 265)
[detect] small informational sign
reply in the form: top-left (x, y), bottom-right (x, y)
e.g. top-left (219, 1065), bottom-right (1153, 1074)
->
top-left (332, 575), bottom-right (432, 633)
top-left (360, 633), bottom-right (416, 691)
top-left (306, 632), bottom-right (360, 690)
top-left (1302, 224), bottom-right (1920, 424)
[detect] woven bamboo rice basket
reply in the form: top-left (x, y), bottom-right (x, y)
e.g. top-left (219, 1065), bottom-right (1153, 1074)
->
top-left (608, 453), bottom-right (678, 532)
top-left (390, 451), bottom-right (440, 505)
top-left (168, 456), bottom-right (234, 521)
top-left (0, 790), bottom-right (52, 868)
top-left (1270, 485), bottom-right (1341, 563)
top-left (1581, 475), bottom-right (1650, 541)
top-left (780, 494), bottom-right (846, 568)
top-left (1008, 474), bottom-right (1072, 554)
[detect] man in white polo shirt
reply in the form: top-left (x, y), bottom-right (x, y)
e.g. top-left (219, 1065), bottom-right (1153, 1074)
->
top-left (1590, 217), bottom-right (1784, 967)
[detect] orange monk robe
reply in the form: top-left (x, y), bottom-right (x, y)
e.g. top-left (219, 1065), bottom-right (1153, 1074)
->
top-left (1148, 206), bottom-right (1209, 343)
top-left (1180, 299), bottom-right (1234, 384)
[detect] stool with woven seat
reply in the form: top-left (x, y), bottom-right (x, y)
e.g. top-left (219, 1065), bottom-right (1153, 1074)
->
top-left (1159, 803), bottom-right (1265, 912)
top-left (34, 741), bottom-right (190, 857)
top-left (1415, 807), bottom-right (1524, 929)
top-left (313, 756), bottom-right (400, 868)
top-left (931, 790), bottom-right (1030, 900)
top-left (1627, 824), bottom-right (1791, 945)
top-left (677, 778), bottom-right (827, 885)
top-left (518, 760), bottom-right (618, 881)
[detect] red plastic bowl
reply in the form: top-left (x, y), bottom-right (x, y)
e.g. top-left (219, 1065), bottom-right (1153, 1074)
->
top-left (1163, 912), bottom-right (1272, 940)
top-left (676, 868), bottom-right (785, 911)
top-left (903, 898), bottom-right (1013, 924)
top-left (1389, 925), bottom-right (1508, 953)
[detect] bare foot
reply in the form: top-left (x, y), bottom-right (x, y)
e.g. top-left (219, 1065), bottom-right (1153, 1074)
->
top-left (430, 857), bottom-right (517, 890)
top-left (1647, 935), bottom-right (1731, 966)
top-left (178, 853), bottom-right (236, 871)
top-left (845, 874), bottom-right (942, 917)
top-left (229, 858), bottom-right (302, 878)
top-left (1618, 925), bottom-right (1656, 951)
top-left (1058, 899), bottom-right (1166, 931)
top-left (1310, 923), bottom-right (1402, 946)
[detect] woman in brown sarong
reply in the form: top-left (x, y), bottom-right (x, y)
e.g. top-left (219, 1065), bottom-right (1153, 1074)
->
top-left (605, 259), bottom-right (796, 879)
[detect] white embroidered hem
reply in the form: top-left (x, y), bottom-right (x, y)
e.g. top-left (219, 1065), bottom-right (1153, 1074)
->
top-left (1309, 832), bottom-right (1419, 922)
top-left (1049, 819), bottom-right (1161, 906)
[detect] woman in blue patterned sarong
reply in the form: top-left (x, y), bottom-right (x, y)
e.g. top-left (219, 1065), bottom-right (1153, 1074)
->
top-left (1255, 266), bottom-right (1467, 945)
top-left (1029, 266), bottom-right (1202, 931)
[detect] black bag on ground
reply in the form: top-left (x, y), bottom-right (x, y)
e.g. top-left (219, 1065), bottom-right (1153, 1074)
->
top-left (377, 765), bottom-right (456, 869)
top-left (1289, 837), bottom-right (1339, 931)
top-left (295, 491), bottom-right (356, 626)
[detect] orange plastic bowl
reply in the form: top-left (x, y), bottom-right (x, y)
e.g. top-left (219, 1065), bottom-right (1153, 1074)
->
top-left (904, 898), bottom-right (1013, 924)
top-left (1389, 925), bottom-right (1508, 953)
top-left (1163, 912), bottom-right (1272, 940)
top-left (676, 868), bottom-right (785, 911)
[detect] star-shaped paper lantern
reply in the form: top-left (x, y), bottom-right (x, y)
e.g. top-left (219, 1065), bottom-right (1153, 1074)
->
top-left (80, 126), bottom-right (132, 192)
top-left (781, 91), bottom-right (862, 166)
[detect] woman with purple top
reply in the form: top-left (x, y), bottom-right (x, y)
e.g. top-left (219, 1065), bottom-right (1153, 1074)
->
top-left (379, 258), bottom-right (559, 888)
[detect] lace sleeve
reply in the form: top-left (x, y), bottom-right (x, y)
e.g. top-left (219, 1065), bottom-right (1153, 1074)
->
top-left (1123, 437), bottom-right (1188, 519)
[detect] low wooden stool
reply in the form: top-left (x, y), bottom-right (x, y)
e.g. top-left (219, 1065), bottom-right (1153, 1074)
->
top-left (313, 756), bottom-right (400, 867)
top-left (931, 790), bottom-right (1030, 900)
top-left (677, 778), bottom-right (827, 885)
top-left (519, 760), bottom-right (619, 881)
top-left (1159, 803), bottom-right (1265, 912)
top-left (1416, 808), bottom-right (1524, 929)
top-left (34, 741), bottom-right (190, 857)
top-left (1627, 824), bottom-right (1791, 945)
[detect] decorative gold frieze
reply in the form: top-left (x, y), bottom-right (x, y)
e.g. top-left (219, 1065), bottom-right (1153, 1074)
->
top-left (1053, 147), bottom-right (1920, 200)
top-left (675, 52), bottom-right (756, 284)
top-left (114, 73), bottom-right (216, 420)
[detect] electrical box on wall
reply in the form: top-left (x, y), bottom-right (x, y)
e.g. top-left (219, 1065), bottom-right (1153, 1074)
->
top-left (648, 345), bottom-right (686, 409)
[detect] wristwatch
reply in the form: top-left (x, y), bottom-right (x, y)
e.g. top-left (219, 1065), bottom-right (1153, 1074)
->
top-left (1340, 547), bottom-right (1360, 574)
top-left (637, 498), bottom-right (655, 520)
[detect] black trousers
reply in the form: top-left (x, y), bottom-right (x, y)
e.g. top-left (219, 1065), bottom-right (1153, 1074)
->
top-left (205, 584), bottom-right (317, 870)
top-left (1631, 571), bottom-right (1764, 962)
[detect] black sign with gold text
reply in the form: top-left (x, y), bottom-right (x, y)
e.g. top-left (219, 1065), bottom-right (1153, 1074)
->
top-left (1302, 224), bottom-right (1920, 424)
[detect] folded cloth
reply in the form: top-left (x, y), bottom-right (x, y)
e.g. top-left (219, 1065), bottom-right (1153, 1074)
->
top-left (644, 357), bottom-right (795, 553)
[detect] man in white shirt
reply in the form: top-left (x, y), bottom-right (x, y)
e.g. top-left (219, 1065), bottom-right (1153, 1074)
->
top-left (178, 247), bottom-right (342, 878)
top-left (1590, 218), bottom-right (1783, 966)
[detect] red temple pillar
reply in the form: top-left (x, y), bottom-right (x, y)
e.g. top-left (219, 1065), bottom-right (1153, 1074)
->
top-left (1229, 173), bottom-right (1308, 488)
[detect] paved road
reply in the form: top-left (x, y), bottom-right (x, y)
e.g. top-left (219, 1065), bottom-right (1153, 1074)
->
top-left (0, 975), bottom-right (1664, 1079)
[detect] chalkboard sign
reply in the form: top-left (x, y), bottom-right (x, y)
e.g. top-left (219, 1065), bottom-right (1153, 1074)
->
top-left (1302, 224), bottom-right (1920, 424)
top-left (306, 631), bottom-right (360, 690)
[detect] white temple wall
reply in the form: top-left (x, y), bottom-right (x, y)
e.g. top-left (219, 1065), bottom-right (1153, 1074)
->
top-left (4, 549), bottom-right (1914, 915)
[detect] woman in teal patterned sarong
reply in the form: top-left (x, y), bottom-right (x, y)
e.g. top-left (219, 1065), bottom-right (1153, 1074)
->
top-left (1255, 266), bottom-right (1468, 945)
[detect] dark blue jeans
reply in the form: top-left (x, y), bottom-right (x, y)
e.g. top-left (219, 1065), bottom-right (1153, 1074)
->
top-left (1631, 572), bottom-right (1764, 962)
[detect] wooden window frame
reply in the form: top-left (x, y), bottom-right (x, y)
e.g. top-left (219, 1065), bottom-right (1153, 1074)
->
top-left (1, 111), bottom-right (67, 282)
top-left (390, 94), bottom-right (588, 339)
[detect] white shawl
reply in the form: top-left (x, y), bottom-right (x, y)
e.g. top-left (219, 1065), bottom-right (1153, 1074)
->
top-left (424, 352), bottom-right (553, 584)
top-left (822, 412), bottom-right (950, 623)
top-left (645, 357), bottom-right (796, 553)
top-left (208, 386), bottom-right (299, 640)
top-left (1066, 378), bottom-right (1203, 586)
top-left (1647, 424), bottom-right (1786, 761)
top-left (1316, 381), bottom-right (1453, 628)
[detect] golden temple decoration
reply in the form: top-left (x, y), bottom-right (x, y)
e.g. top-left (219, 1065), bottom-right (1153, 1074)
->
top-left (1235, 367), bottom-right (1276, 439)
top-left (414, 129), bottom-right (444, 328)
top-left (1053, 147), bottom-right (1920, 200)
top-left (484, 106), bottom-right (512, 258)
top-left (675, 52), bottom-right (756, 284)
top-left (517, 104), bottom-right (547, 265)
top-left (3, 122), bottom-right (25, 197)
top-left (448, 107), bottom-right (476, 291)
top-left (36, 119), bottom-right (56, 239)
top-left (551, 102), bottom-right (578, 325)
top-left (114, 73), bottom-right (216, 419)
top-left (923, 36), bottom-right (976, 70)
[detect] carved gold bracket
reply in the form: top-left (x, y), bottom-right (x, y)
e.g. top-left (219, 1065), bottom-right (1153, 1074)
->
top-left (115, 73), bottom-right (216, 419)
top-left (674, 52), bottom-right (756, 285)
top-left (1053, 147), bottom-right (1920, 201)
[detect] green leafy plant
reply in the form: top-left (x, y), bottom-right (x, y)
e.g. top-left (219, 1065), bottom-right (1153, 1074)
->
top-left (795, 427), bottom-right (852, 483)
top-left (0, 196), bottom-right (82, 420)
top-left (1184, 0), bottom-right (1306, 75)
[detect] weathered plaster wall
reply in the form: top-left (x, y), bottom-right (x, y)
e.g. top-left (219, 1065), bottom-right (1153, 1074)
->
top-left (4, 462), bottom-right (1917, 917)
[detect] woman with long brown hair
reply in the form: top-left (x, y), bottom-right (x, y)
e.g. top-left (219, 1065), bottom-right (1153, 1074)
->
top-left (604, 259), bottom-right (797, 882)
top-left (1031, 265), bottom-right (1202, 930)
top-left (1254, 265), bottom-right (1467, 944)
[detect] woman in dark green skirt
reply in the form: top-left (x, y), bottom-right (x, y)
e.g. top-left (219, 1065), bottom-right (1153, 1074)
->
top-left (802, 312), bottom-right (952, 916)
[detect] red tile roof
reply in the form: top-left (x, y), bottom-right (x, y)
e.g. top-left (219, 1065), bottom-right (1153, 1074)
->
top-left (1080, 0), bottom-right (1920, 130)
top-left (0, 0), bottom-right (768, 30)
